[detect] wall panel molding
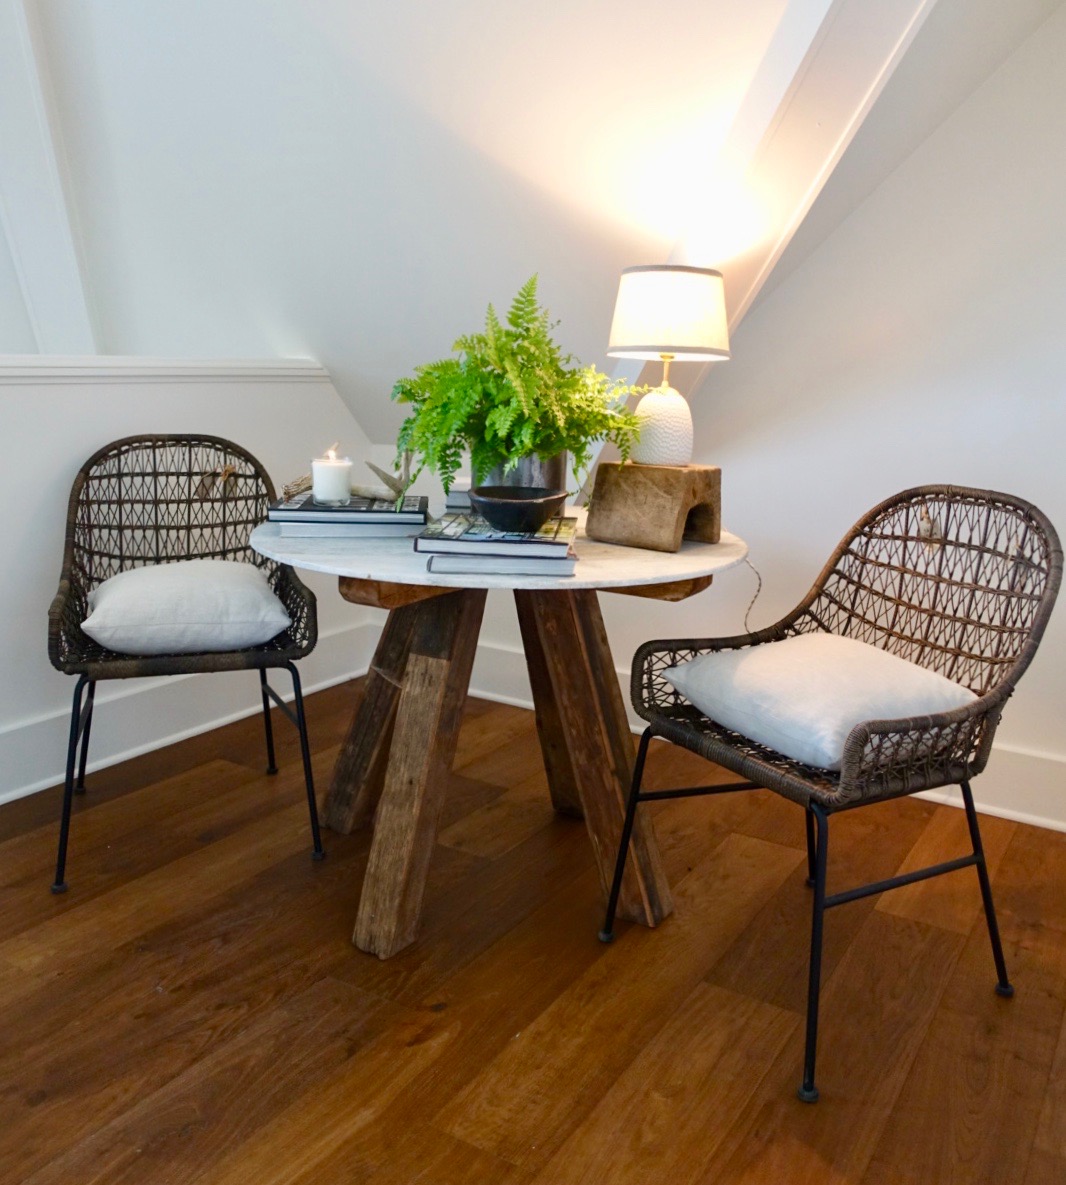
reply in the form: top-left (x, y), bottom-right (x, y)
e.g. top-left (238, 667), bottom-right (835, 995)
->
top-left (0, 356), bottom-right (329, 384)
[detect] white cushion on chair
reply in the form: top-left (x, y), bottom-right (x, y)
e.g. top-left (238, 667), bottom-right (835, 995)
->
top-left (662, 633), bottom-right (977, 771)
top-left (82, 560), bottom-right (291, 655)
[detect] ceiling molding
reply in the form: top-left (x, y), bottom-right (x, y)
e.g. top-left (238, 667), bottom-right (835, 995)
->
top-left (724, 0), bottom-right (939, 327)
top-left (0, 357), bottom-right (329, 384)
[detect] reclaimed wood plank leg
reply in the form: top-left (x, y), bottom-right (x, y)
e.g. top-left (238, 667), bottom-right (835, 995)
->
top-left (323, 602), bottom-right (419, 834)
top-left (527, 589), bottom-right (673, 928)
top-left (354, 588), bottom-right (487, 958)
top-left (514, 589), bottom-right (584, 819)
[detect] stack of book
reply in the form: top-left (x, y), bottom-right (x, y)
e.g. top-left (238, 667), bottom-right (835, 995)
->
top-left (268, 493), bottom-right (429, 537)
top-left (414, 512), bottom-right (578, 575)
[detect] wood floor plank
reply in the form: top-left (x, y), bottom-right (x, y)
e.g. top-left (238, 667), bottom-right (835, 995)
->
top-left (331, 814), bottom-right (593, 1007)
top-left (454, 727), bottom-right (551, 793)
top-left (706, 795), bottom-right (936, 1014)
top-left (437, 769), bottom-right (556, 859)
top-left (1, 685), bottom-right (1063, 1185)
top-left (0, 800), bottom-right (317, 979)
top-left (701, 912), bottom-right (964, 1184)
top-left (861, 824), bottom-right (1066, 1185)
top-left (0, 759), bottom-right (309, 939)
top-left (0, 844), bottom-right (384, 1178)
top-left (1031, 1000), bottom-right (1066, 1163)
top-left (179, 993), bottom-right (464, 1185)
top-left (340, 863), bottom-right (609, 1139)
top-left (530, 982), bottom-right (798, 1185)
top-left (437, 833), bottom-right (804, 1170)
top-left (876, 803), bottom-right (1016, 934)
top-left (20, 978), bottom-right (400, 1185)
top-left (1024, 1148), bottom-right (1066, 1185)
top-left (452, 700), bottom-right (544, 772)
top-left (292, 1124), bottom-right (533, 1185)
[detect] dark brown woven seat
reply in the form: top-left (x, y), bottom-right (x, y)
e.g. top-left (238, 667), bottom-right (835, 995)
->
top-left (600, 484), bottom-right (1062, 1101)
top-left (48, 434), bottom-right (325, 892)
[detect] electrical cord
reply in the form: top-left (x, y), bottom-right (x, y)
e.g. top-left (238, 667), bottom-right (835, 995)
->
top-left (743, 556), bottom-right (762, 634)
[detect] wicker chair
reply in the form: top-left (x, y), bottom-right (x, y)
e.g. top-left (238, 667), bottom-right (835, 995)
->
top-left (599, 485), bottom-right (1062, 1102)
top-left (48, 434), bottom-right (325, 893)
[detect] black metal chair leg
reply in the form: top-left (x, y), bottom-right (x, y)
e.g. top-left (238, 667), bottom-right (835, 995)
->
top-left (961, 780), bottom-right (1013, 997)
top-left (804, 806), bottom-right (817, 887)
top-left (798, 803), bottom-right (829, 1102)
top-left (53, 675), bottom-right (90, 894)
top-left (287, 662), bottom-right (325, 860)
top-left (259, 669), bottom-right (279, 775)
top-left (599, 728), bottom-right (653, 943)
top-left (75, 680), bottom-right (96, 792)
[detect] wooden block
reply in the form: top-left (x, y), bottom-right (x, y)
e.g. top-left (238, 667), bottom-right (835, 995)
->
top-left (585, 461), bottom-right (721, 553)
top-left (338, 577), bottom-right (454, 610)
top-left (607, 575), bottom-right (714, 602)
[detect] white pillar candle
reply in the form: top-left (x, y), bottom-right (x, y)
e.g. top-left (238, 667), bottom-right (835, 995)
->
top-left (311, 451), bottom-right (353, 504)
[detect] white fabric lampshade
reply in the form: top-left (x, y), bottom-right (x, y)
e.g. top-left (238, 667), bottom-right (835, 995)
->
top-left (607, 265), bottom-right (730, 362)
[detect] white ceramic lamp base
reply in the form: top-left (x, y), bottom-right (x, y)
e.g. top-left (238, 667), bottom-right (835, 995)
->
top-left (631, 386), bottom-right (693, 466)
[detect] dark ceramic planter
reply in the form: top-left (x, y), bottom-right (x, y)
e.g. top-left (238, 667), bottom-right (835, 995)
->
top-left (482, 451), bottom-right (568, 490)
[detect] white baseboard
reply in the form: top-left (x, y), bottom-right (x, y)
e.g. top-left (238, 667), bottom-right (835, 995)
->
top-left (8, 626), bottom-right (1064, 836)
top-left (0, 621), bottom-right (380, 806)
top-left (917, 745), bottom-right (1066, 833)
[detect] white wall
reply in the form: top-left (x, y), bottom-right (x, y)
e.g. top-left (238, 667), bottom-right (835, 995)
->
top-left (0, 359), bottom-right (378, 803)
top-left (28, 0), bottom-right (788, 440)
top-left (465, 1), bottom-right (1066, 830)
top-left (0, 230), bottom-right (35, 352)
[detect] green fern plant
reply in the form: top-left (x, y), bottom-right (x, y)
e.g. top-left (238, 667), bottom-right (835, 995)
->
top-left (393, 276), bottom-right (641, 492)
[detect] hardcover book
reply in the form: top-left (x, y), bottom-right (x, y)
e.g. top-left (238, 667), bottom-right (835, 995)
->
top-left (414, 513), bottom-right (577, 557)
top-left (426, 551), bottom-right (576, 576)
top-left (278, 520), bottom-right (423, 538)
top-left (268, 492), bottom-right (428, 524)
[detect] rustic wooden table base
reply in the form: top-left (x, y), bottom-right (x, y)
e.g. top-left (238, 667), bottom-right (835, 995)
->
top-left (325, 581), bottom-right (674, 958)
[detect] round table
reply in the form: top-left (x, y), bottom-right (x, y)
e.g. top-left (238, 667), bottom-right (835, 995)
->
top-left (252, 517), bottom-right (748, 957)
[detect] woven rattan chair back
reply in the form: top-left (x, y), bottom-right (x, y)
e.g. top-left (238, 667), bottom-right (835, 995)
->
top-left (70, 432), bottom-right (273, 579)
top-left (47, 433), bottom-right (324, 892)
top-left (48, 435), bottom-right (310, 674)
top-left (791, 486), bottom-right (1060, 696)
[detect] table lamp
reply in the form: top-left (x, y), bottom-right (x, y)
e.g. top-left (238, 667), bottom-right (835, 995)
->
top-left (607, 264), bottom-right (730, 466)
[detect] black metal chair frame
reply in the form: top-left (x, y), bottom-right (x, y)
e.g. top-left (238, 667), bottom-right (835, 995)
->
top-left (598, 485), bottom-right (1062, 1102)
top-left (48, 434), bottom-right (325, 893)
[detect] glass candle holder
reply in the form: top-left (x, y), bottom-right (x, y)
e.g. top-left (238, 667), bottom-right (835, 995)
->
top-left (311, 454), bottom-right (352, 504)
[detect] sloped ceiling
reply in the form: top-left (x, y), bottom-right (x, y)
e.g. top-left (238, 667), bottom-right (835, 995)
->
top-left (4, 0), bottom-right (937, 441)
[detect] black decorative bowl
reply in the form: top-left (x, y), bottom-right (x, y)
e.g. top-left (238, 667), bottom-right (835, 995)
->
top-left (469, 486), bottom-right (567, 533)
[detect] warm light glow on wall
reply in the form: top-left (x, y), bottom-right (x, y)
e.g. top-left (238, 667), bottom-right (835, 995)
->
top-left (677, 173), bottom-right (770, 266)
top-left (323, 0), bottom-right (790, 253)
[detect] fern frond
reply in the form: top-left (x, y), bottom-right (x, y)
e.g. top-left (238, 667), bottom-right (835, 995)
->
top-left (507, 275), bottom-right (539, 333)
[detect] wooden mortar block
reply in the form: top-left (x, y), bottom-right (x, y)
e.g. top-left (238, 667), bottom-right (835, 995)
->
top-left (585, 462), bottom-right (721, 553)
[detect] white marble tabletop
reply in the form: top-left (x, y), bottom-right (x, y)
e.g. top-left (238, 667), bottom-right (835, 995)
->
top-left (251, 510), bottom-right (748, 592)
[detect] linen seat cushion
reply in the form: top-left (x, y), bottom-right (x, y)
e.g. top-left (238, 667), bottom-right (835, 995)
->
top-left (662, 633), bottom-right (977, 771)
top-left (81, 559), bottom-right (292, 655)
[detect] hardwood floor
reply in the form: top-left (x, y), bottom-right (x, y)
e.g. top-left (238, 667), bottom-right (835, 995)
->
top-left (2, 677), bottom-right (1065, 1184)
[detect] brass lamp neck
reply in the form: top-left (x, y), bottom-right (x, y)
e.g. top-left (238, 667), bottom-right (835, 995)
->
top-left (659, 353), bottom-right (675, 388)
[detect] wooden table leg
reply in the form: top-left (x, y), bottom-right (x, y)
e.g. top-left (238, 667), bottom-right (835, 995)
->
top-left (353, 588), bottom-right (487, 958)
top-left (514, 590), bottom-right (583, 819)
top-left (323, 602), bottom-right (420, 834)
top-left (524, 589), bottom-right (673, 928)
